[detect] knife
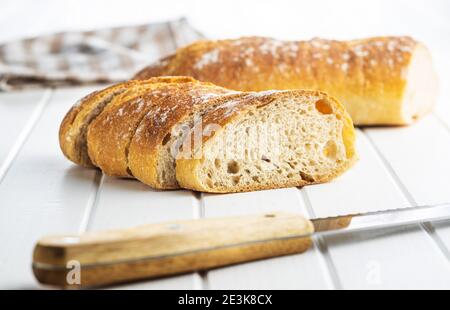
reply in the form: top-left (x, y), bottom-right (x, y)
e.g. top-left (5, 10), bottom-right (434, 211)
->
top-left (32, 203), bottom-right (450, 288)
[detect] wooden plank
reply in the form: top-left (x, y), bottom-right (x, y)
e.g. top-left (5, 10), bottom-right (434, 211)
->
top-left (0, 89), bottom-right (48, 181)
top-left (320, 225), bottom-right (450, 289)
top-left (302, 130), bottom-right (450, 289)
top-left (305, 130), bottom-right (410, 217)
top-left (87, 176), bottom-right (200, 289)
top-left (202, 188), bottom-right (333, 290)
top-left (363, 115), bottom-right (450, 206)
top-left (410, 41), bottom-right (450, 263)
top-left (88, 177), bottom-right (198, 230)
top-left (0, 87), bottom-right (100, 289)
top-left (426, 221), bottom-right (450, 260)
top-left (363, 116), bottom-right (450, 277)
top-left (433, 44), bottom-right (450, 128)
top-left (433, 52), bottom-right (450, 223)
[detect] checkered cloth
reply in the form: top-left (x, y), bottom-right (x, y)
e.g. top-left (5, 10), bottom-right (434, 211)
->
top-left (0, 18), bottom-right (203, 91)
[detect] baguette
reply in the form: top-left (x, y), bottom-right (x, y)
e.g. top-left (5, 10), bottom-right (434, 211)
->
top-left (59, 78), bottom-right (357, 193)
top-left (86, 77), bottom-right (230, 178)
top-left (134, 36), bottom-right (438, 126)
top-left (59, 82), bottom-right (132, 167)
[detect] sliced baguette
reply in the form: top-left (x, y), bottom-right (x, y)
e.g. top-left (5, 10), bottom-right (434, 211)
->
top-left (59, 77), bottom-right (196, 168)
top-left (86, 77), bottom-right (203, 177)
top-left (59, 82), bottom-right (132, 167)
top-left (127, 84), bottom-right (237, 188)
top-left (175, 90), bottom-right (356, 193)
top-left (59, 78), bottom-right (357, 193)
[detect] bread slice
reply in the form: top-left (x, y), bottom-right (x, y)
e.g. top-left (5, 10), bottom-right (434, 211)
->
top-left (175, 90), bottom-right (356, 193)
top-left (86, 77), bottom-right (205, 177)
top-left (59, 77), bottom-right (197, 168)
top-left (127, 85), bottom-right (238, 189)
top-left (59, 82), bottom-right (132, 167)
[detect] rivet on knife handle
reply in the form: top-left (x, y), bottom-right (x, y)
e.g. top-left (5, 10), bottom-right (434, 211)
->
top-left (32, 212), bottom-right (313, 288)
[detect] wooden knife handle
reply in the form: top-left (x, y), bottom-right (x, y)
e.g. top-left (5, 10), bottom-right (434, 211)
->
top-left (32, 212), bottom-right (313, 288)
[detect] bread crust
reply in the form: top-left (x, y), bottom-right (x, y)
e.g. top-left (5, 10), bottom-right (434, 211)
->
top-left (86, 77), bottom-right (203, 177)
top-left (134, 36), bottom-right (437, 125)
top-left (127, 83), bottom-right (235, 188)
top-left (59, 82), bottom-right (136, 167)
top-left (59, 77), bottom-right (202, 171)
top-left (175, 90), bottom-right (357, 193)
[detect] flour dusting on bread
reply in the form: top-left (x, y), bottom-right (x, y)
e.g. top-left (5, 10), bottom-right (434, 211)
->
top-left (134, 36), bottom-right (437, 125)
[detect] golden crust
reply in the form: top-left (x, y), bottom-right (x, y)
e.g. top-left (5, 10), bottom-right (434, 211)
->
top-left (86, 77), bottom-right (202, 177)
top-left (134, 36), bottom-right (436, 125)
top-left (59, 82), bottom-right (135, 167)
top-left (127, 82), bottom-right (233, 188)
top-left (59, 77), bottom-right (199, 169)
top-left (175, 90), bottom-right (357, 193)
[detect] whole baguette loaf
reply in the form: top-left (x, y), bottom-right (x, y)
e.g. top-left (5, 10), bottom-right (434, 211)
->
top-left (134, 36), bottom-right (438, 126)
top-left (59, 77), bottom-right (357, 193)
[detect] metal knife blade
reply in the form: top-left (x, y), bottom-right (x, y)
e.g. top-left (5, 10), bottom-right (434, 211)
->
top-left (310, 203), bottom-right (450, 236)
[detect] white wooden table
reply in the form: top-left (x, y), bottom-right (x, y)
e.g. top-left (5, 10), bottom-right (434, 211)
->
top-left (1, 0), bottom-right (450, 289)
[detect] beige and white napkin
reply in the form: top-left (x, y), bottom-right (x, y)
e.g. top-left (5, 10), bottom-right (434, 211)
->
top-left (0, 18), bottom-right (203, 91)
